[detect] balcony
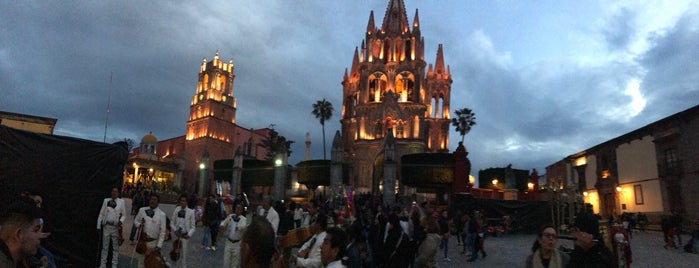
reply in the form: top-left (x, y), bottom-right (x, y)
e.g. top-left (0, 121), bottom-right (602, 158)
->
top-left (658, 160), bottom-right (683, 177)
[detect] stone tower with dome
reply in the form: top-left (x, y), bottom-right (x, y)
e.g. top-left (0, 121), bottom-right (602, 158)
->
top-left (125, 52), bottom-right (271, 196)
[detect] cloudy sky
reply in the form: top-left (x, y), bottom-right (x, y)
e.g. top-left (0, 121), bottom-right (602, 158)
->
top-left (2, 0), bottom-right (698, 181)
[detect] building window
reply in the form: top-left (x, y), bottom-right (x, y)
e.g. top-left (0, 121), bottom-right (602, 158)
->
top-left (665, 148), bottom-right (677, 169)
top-left (634, 184), bottom-right (644, 205)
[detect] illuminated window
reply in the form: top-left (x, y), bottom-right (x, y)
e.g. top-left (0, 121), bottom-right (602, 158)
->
top-left (395, 72), bottom-right (414, 102)
top-left (368, 73), bottom-right (386, 102)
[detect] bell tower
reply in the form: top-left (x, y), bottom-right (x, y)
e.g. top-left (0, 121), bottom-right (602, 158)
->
top-left (184, 51), bottom-right (238, 193)
top-left (341, 0), bottom-right (452, 193)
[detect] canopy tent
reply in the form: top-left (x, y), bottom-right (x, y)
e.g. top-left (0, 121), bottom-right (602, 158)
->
top-left (0, 125), bottom-right (128, 267)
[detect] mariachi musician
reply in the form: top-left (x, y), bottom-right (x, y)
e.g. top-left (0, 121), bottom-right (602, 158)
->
top-left (97, 187), bottom-right (126, 268)
top-left (134, 194), bottom-right (167, 267)
top-left (170, 195), bottom-right (196, 267)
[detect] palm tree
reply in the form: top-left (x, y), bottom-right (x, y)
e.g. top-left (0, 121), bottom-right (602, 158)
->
top-left (451, 108), bottom-right (476, 143)
top-left (312, 98), bottom-right (334, 159)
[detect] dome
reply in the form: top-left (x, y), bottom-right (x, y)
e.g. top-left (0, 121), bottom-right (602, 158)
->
top-left (141, 132), bottom-right (157, 143)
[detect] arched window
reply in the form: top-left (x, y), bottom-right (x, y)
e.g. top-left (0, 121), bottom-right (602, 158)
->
top-left (368, 72), bottom-right (387, 102)
top-left (203, 74), bottom-right (209, 90)
top-left (396, 121), bottom-right (404, 138)
top-left (219, 74), bottom-right (226, 91)
top-left (431, 95), bottom-right (443, 118)
top-left (374, 121), bottom-right (384, 139)
top-left (395, 72), bottom-right (414, 102)
top-left (395, 38), bottom-right (403, 61)
top-left (373, 40), bottom-right (382, 60)
top-left (383, 38), bottom-right (391, 63)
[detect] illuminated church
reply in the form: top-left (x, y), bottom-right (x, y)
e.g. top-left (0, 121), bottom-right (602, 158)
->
top-left (125, 52), bottom-right (271, 196)
top-left (340, 0), bottom-right (453, 194)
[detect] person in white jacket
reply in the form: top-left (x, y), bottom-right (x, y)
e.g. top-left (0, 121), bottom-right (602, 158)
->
top-left (134, 194), bottom-right (167, 267)
top-left (96, 187), bottom-right (126, 268)
top-left (220, 202), bottom-right (248, 268)
top-left (293, 213), bottom-right (328, 268)
top-left (170, 195), bottom-right (196, 268)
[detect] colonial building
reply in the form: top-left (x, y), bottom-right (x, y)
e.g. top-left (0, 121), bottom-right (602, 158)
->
top-left (341, 0), bottom-right (453, 194)
top-left (0, 111), bottom-right (57, 134)
top-left (125, 52), bottom-right (271, 196)
top-left (546, 104), bottom-right (699, 227)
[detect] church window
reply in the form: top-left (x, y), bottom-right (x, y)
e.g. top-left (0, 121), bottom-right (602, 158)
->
top-left (665, 148), bottom-right (677, 169)
top-left (373, 40), bottom-right (382, 60)
top-left (374, 121), bottom-right (383, 139)
top-left (396, 122), bottom-right (404, 138)
top-left (395, 72), bottom-right (414, 102)
top-left (395, 38), bottom-right (404, 61)
top-left (369, 73), bottom-right (387, 102)
top-left (219, 75), bottom-right (226, 91)
top-left (203, 74), bottom-right (209, 90)
top-left (405, 39), bottom-right (412, 61)
top-left (383, 39), bottom-right (391, 63)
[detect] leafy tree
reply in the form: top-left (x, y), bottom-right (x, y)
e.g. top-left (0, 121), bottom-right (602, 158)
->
top-left (258, 128), bottom-right (294, 161)
top-left (312, 98), bottom-right (334, 160)
top-left (451, 108), bottom-right (476, 143)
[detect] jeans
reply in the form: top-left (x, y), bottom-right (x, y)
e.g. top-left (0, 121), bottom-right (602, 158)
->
top-left (202, 226), bottom-right (211, 247)
top-left (440, 235), bottom-right (450, 258)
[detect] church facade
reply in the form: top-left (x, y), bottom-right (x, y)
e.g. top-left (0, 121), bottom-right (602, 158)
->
top-left (340, 0), bottom-right (453, 194)
top-left (125, 52), bottom-right (270, 196)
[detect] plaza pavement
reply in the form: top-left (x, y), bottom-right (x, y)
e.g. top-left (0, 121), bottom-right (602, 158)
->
top-left (114, 198), bottom-right (698, 267)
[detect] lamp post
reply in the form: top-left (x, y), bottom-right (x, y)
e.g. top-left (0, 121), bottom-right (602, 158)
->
top-left (198, 161), bottom-right (207, 197)
top-left (148, 168), bottom-right (155, 193)
top-left (133, 163), bottom-right (139, 184)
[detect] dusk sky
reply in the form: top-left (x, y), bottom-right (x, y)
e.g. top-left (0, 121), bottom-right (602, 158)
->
top-left (2, 0), bottom-right (698, 181)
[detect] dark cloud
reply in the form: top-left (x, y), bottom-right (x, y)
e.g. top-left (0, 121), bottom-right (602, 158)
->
top-left (639, 13), bottom-right (699, 116)
top-left (603, 8), bottom-right (636, 51)
top-left (1, 1), bottom-right (697, 181)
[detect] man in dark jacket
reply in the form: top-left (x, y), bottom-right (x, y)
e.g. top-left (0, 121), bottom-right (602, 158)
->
top-left (568, 230), bottom-right (616, 268)
top-left (380, 213), bottom-right (410, 268)
top-left (204, 194), bottom-right (221, 251)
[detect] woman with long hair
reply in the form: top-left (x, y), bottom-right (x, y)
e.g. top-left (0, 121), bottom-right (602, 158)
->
top-left (415, 217), bottom-right (441, 268)
top-left (525, 224), bottom-right (569, 268)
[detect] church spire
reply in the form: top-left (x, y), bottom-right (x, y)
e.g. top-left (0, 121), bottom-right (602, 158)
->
top-left (350, 47), bottom-right (360, 79)
top-left (381, 0), bottom-right (409, 35)
top-left (434, 44), bottom-right (445, 74)
top-left (367, 11), bottom-right (376, 34)
top-left (412, 8), bottom-right (420, 29)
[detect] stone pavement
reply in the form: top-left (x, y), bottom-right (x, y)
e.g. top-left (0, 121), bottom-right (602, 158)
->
top-left (113, 198), bottom-right (698, 267)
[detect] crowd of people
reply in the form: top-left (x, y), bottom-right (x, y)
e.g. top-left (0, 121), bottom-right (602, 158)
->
top-left (3, 186), bottom-right (699, 268)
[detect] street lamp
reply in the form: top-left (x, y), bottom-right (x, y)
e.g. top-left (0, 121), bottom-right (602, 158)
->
top-left (148, 168), bottom-right (155, 193)
top-left (492, 178), bottom-right (499, 187)
top-left (132, 163), bottom-right (139, 184)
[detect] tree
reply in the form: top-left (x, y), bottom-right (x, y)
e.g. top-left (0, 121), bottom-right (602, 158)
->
top-left (451, 108), bottom-right (476, 143)
top-left (311, 98), bottom-right (334, 160)
top-left (258, 128), bottom-right (294, 161)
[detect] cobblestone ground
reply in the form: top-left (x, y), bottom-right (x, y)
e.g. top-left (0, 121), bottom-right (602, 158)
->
top-left (115, 199), bottom-right (698, 267)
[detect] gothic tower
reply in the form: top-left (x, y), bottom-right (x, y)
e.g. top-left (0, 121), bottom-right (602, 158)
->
top-left (341, 0), bottom-right (452, 193)
top-left (184, 52), bottom-right (238, 194)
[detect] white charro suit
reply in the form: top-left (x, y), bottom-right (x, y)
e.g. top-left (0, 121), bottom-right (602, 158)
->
top-left (96, 197), bottom-right (126, 268)
top-left (170, 206), bottom-right (196, 268)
